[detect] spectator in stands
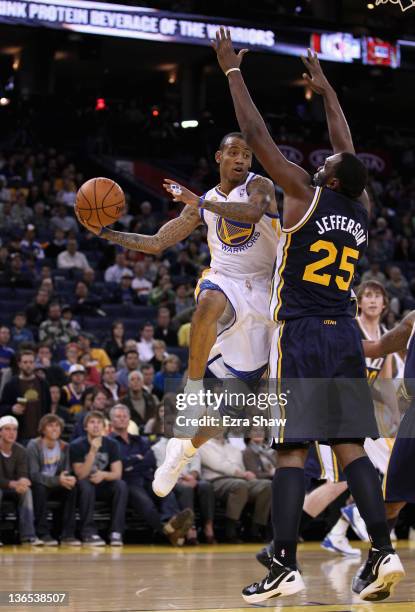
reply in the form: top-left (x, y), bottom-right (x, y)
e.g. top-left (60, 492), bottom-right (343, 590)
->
top-left (243, 434), bottom-right (277, 480)
top-left (79, 352), bottom-right (101, 387)
top-left (104, 321), bottom-right (125, 365)
top-left (174, 283), bottom-right (193, 316)
top-left (116, 339), bottom-right (139, 370)
top-left (6, 253), bottom-right (34, 289)
top-left (49, 384), bottom-right (72, 424)
top-left (154, 307), bottom-right (178, 346)
top-left (171, 250), bottom-right (197, 278)
top-left (25, 289), bottom-right (49, 327)
top-left (112, 272), bottom-right (137, 304)
top-left (0, 326), bottom-right (15, 370)
top-left (137, 323), bottom-right (155, 363)
top-left (44, 228), bottom-right (67, 259)
top-left (56, 177), bottom-right (76, 207)
top-left (199, 435), bottom-right (272, 542)
top-left (27, 415), bottom-right (79, 546)
top-left (141, 364), bottom-right (155, 395)
top-left (116, 350), bottom-right (141, 390)
top-left (101, 365), bottom-right (121, 402)
top-left (11, 191), bottom-right (33, 227)
top-left (0, 416), bottom-right (42, 546)
top-left (59, 343), bottom-right (80, 373)
top-left (0, 350), bottom-right (51, 442)
top-left (82, 267), bottom-right (96, 287)
top-left (76, 332), bottom-right (111, 372)
top-left (57, 238), bottom-right (90, 271)
top-left (61, 305), bottom-right (81, 336)
top-left (34, 344), bottom-right (66, 387)
top-left (139, 201), bottom-right (157, 234)
top-left (70, 410), bottom-right (128, 546)
top-left (361, 261), bottom-right (387, 285)
top-left (20, 225), bottom-right (45, 262)
top-left (178, 322), bottom-right (191, 348)
top-left (131, 262), bottom-right (152, 301)
top-left (149, 274), bottom-right (175, 307)
top-left (71, 281), bottom-right (102, 317)
top-left (11, 313), bottom-right (34, 348)
top-left (50, 204), bottom-right (78, 234)
top-left (71, 388), bottom-right (109, 440)
top-left (386, 266), bottom-right (415, 314)
top-left (109, 404), bottom-right (193, 546)
top-left (153, 355), bottom-right (182, 399)
top-left (150, 339), bottom-right (168, 372)
top-left (104, 252), bottom-right (131, 284)
top-left (122, 370), bottom-right (158, 430)
top-left (39, 302), bottom-right (77, 347)
top-left (32, 202), bottom-right (50, 241)
top-left (61, 364), bottom-right (87, 416)
top-left (152, 432), bottom-right (216, 544)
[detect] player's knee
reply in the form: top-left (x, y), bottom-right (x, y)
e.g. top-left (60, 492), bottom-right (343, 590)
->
top-left (194, 290), bottom-right (226, 323)
top-left (276, 448), bottom-right (308, 469)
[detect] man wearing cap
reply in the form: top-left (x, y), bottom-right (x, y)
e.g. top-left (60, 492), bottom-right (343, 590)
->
top-left (0, 350), bottom-right (51, 442)
top-left (61, 364), bottom-right (87, 416)
top-left (39, 303), bottom-right (78, 348)
top-left (0, 415), bottom-right (43, 545)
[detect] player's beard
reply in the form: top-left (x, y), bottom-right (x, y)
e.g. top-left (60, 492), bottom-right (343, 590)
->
top-left (312, 169), bottom-right (326, 187)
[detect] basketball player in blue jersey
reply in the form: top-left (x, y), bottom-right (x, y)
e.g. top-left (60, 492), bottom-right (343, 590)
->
top-left (213, 28), bottom-right (404, 603)
top-left (77, 132), bottom-right (280, 501)
top-left (364, 310), bottom-right (415, 574)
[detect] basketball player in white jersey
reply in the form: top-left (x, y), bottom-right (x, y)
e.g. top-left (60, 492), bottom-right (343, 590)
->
top-left (78, 132), bottom-right (279, 497)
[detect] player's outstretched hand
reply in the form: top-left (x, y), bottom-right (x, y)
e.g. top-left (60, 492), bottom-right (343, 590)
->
top-left (74, 206), bottom-right (103, 236)
top-left (301, 48), bottom-right (331, 95)
top-left (163, 179), bottom-right (199, 207)
top-left (211, 27), bottom-right (248, 75)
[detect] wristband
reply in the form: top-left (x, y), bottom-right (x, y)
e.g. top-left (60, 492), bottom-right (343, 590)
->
top-left (198, 197), bottom-right (205, 209)
top-left (225, 67), bottom-right (241, 77)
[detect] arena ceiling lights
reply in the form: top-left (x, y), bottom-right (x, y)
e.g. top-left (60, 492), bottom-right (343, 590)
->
top-left (0, 0), bottom-right (410, 69)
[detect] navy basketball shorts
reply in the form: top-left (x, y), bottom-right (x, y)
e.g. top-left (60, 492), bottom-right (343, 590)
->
top-left (383, 400), bottom-right (415, 504)
top-left (269, 316), bottom-right (379, 448)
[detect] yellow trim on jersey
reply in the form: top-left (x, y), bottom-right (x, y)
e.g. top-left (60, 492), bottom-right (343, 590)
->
top-left (382, 452), bottom-right (392, 500)
top-left (273, 234), bottom-right (291, 322)
top-left (194, 267), bottom-right (211, 302)
top-left (277, 322), bottom-right (286, 443)
top-left (315, 442), bottom-right (326, 480)
top-left (281, 186), bottom-right (322, 234)
top-left (332, 449), bottom-right (339, 483)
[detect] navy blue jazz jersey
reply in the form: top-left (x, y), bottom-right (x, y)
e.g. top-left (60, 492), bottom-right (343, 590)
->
top-left (270, 186), bottom-right (369, 322)
top-left (383, 321), bottom-right (415, 502)
top-left (269, 186), bottom-right (378, 445)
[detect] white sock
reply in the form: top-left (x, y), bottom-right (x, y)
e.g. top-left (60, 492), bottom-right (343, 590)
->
top-left (184, 378), bottom-right (204, 393)
top-left (183, 439), bottom-right (197, 457)
top-left (329, 516), bottom-right (349, 537)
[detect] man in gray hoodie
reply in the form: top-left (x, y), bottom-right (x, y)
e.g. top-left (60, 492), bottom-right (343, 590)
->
top-left (27, 414), bottom-right (79, 546)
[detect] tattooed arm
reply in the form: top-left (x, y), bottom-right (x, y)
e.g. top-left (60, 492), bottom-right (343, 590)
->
top-left (163, 177), bottom-right (276, 224)
top-left (363, 311), bottom-right (415, 358)
top-left (79, 206), bottom-right (202, 254)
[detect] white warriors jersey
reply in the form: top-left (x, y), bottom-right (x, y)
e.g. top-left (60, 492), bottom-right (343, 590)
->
top-left (200, 172), bottom-right (279, 279)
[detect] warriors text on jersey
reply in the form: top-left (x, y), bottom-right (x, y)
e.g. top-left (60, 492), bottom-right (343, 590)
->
top-left (358, 318), bottom-right (387, 385)
top-left (201, 172), bottom-right (279, 279)
top-left (270, 186), bottom-right (369, 321)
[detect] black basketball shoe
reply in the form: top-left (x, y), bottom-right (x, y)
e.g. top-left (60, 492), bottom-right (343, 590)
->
top-left (352, 547), bottom-right (405, 601)
top-left (242, 558), bottom-right (305, 603)
top-left (256, 541), bottom-right (274, 569)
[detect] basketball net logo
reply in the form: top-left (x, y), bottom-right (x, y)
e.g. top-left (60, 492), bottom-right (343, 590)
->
top-left (375, 0), bottom-right (415, 11)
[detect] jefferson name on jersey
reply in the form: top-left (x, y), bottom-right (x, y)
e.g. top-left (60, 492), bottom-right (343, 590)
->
top-left (315, 215), bottom-right (367, 247)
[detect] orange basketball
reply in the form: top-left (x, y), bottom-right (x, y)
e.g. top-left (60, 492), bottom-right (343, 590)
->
top-left (75, 177), bottom-right (125, 228)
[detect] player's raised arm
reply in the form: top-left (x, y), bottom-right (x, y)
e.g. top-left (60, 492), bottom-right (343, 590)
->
top-left (212, 28), bottom-right (310, 198)
top-left (163, 177), bottom-right (276, 223)
top-left (78, 205), bottom-right (201, 254)
top-left (364, 311), bottom-right (415, 358)
top-left (301, 49), bottom-right (370, 211)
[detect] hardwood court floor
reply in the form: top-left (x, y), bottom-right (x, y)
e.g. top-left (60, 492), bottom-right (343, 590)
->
top-left (0, 541), bottom-right (414, 612)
